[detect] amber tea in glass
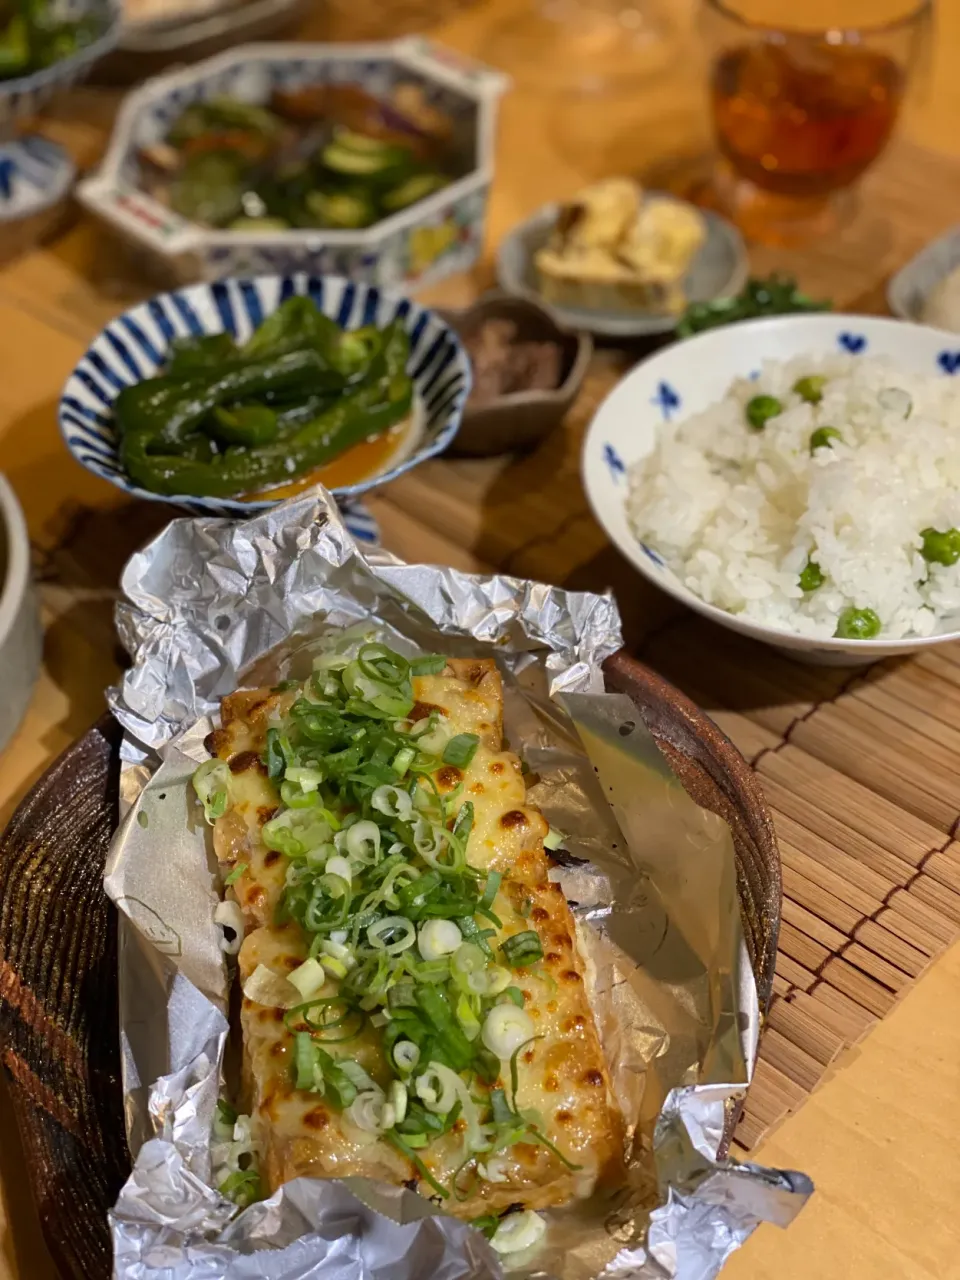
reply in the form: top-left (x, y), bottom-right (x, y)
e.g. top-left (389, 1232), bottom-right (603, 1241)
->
top-left (712, 40), bottom-right (903, 197)
top-left (701, 0), bottom-right (931, 243)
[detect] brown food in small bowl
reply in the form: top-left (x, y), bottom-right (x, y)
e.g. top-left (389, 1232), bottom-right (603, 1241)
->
top-left (464, 318), bottom-right (563, 405)
top-left (441, 293), bottom-right (592, 457)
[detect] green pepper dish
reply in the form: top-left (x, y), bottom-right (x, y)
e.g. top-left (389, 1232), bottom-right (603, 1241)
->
top-left (114, 297), bottom-right (415, 500)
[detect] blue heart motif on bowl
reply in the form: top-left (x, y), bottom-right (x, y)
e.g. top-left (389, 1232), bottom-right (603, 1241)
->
top-left (651, 381), bottom-right (682, 420)
top-left (838, 332), bottom-right (867, 354)
top-left (59, 274), bottom-right (472, 520)
top-left (603, 443), bottom-right (626, 483)
top-left (938, 351), bottom-right (960, 375)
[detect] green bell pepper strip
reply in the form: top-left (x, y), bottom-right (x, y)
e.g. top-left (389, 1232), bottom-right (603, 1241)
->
top-left (165, 332), bottom-right (239, 377)
top-left (243, 297), bottom-right (345, 362)
top-left (123, 380), bottom-right (412, 497)
top-left (114, 348), bottom-right (346, 453)
top-left (121, 323), bottom-right (413, 498)
top-left (209, 404), bottom-right (279, 447)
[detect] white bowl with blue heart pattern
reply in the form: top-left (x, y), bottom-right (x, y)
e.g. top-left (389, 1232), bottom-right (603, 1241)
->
top-left (582, 313), bottom-right (960, 665)
top-left (59, 273), bottom-right (471, 531)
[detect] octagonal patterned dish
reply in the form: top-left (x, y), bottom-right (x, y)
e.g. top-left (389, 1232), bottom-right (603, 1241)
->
top-left (77, 37), bottom-right (506, 290)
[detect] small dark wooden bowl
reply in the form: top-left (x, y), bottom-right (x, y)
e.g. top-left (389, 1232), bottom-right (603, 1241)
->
top-left (438, 293), bottom-right (593, 457)
top-left (0, 654), bottom-right (779, 1278)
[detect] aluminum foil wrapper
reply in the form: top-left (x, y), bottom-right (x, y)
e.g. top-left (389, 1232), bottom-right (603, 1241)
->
top-left (103, 489), bottom-right (812, 1280)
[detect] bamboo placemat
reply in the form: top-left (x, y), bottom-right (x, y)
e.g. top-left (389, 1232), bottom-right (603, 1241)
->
top-left (11, 135), bottom-right (960, 1158)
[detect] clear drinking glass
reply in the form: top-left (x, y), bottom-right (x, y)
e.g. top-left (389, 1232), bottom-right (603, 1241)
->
top-left (702, 0), bottom-right (932, 244)
top-left (482, 0), bottom-right (674, 94)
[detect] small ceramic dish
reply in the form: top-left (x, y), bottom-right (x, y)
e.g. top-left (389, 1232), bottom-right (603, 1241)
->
top-left (58, 273), bottom-right (471, 519)
top-left (496, 196), bottom-right (748, 339)
top-left (582, 313), bottom-right (960, 666)
top-left (0, 0), bottom-right (120, 227)
top-left (887, 224), bottom-right (960, 328)
top-left (0, 475), bottom-right (41, 753)
top-left (78, 37), bottom-right (506, 289)
top-left (438, 293), bottom-right (592, 456)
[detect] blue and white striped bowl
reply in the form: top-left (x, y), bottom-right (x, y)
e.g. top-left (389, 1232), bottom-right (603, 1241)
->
top-left (59, 274), bottom-right (471, 519)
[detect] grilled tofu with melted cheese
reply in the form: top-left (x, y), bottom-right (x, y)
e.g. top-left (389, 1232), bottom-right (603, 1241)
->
top-left (210, 655), bottom-right (624, 1217)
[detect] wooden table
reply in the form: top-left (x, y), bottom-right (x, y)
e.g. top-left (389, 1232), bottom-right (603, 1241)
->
top-left (4, 0), bottom-right (960, 1276)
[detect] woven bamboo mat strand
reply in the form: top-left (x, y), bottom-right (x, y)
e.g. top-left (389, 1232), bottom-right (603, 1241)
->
top-left (640, 616), bottom-right (960, 1149)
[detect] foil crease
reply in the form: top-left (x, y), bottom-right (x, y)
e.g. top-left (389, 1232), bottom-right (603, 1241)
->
top-left (104, 488), bottom-right (811, 1280)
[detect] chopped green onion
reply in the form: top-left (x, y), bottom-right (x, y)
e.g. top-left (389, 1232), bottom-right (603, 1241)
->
top-left (294, 1031), bottom-right (323, 1092)
top-left (443, 734), bottom-right (480, 768)
top-left (264, 728), bottom-right (287, 780)
top-left (216, 1098), bottom-right (238, 1128)
top-left (490, 1209), bottom-right (546, 1254)
top-left (280, 779), bottom-right (320, 810)
top-left (287, 997), bottom-right (365, 1043)
top-left (479, 870), bottom-right (502, 910)
top-left (482, 1004), bottom-right (536, 1060)
top-left (509, 1034), bottom-right (541, 1103)
top-left (285, 765), bottom-right (324, 792)
top-left (503, 986), bottom-right (525, 1008)
top-left (192, 759), bottom-right (231, 825)
top-left (525, 1124), bottom-right (582, 1172)
top-left (385, 1130), bottom-right (449, 1199)
top-left (418, 918), bottom-right (463, 960)
top-left (372, 784), bottom-right (415, 820)
top-left (452, 801), bottom-right (474, 845)
top-left (224, 862), bottom-right (247, 887)
top-left (388, 981), bottom-right (419, 1011)
top-left (500, 930), bottom-right (544, 969)
top-left (456, 993), bottom-right (481, 1040)
top-left (219, 1169), bottom-right (261, 1208)
top-left (287, 958), bottom-right (326, 1001)
top-left (393, 1039), bottom-right (421, 1073)
top-left (367, 916), bottom-right (417, 954)
top-left (392, 746), bottom-right (416, 777)
top-left (456, 916), bottom-right (494, 960)
top-left (388, 1079), bottom-right (408, 1124)
top-left (410, 654), bottom-right (446, 676)
top-left (357, 643), bottom-right (411, 687)
top-left (543, 827), bottom-right (565, 851)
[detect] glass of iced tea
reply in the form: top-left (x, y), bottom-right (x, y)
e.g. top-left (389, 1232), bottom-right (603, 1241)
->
top-left (703, 0), bottom-right (931, 244)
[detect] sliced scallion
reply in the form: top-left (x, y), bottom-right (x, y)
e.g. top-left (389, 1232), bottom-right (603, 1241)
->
top-left (443, 734), bottom-right (480, 769)
top-left (410, 654), bottom-right (446, 676)
top-left (500, 930), bottom-right (544, 969)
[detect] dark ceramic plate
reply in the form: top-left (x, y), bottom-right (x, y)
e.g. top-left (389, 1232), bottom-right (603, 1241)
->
top-left (0, 656), bottom-right (780, 1279)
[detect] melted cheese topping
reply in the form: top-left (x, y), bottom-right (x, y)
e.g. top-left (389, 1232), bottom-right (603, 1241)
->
top-left (212, 656), bottom-right (624, 1218)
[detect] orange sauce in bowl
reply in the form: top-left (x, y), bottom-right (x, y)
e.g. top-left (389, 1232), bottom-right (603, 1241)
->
top-left (240, 416), bottom-right (416, 502)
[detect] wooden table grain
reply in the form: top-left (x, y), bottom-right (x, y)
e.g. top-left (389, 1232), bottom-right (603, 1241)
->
top-left (2, 0), bottom-right (960, 1276)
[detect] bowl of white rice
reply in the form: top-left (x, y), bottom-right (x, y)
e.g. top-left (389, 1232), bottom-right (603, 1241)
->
top-left (582, 313), bottom-right (960, 664)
